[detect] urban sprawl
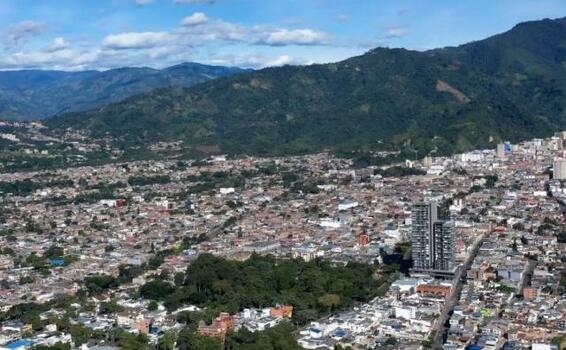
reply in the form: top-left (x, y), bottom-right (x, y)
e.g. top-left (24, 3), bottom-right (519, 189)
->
top-left (0, 125), bottom-right (565, 350)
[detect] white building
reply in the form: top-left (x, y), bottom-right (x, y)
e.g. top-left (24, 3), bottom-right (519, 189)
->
top-left (553, 159), bottom-right (566, 180)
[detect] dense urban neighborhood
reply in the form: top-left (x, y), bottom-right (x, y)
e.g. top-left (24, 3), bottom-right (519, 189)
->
top-left (0, 120), bottom-right (564, 350)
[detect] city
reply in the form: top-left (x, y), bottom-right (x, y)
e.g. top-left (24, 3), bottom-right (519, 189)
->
top-left (0, 125), bottom-right (564, 349)
top-left (0, 1), bottom-right (566, 350)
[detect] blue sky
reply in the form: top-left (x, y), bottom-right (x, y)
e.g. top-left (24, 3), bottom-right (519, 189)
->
top-left (0, 0), bottom-right (565, 70)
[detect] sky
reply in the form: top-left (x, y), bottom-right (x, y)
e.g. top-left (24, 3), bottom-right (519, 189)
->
top-left (0, 0), bottom-right (565, 71)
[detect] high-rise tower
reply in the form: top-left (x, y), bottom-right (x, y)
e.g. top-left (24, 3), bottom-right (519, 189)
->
top-left (410, 202), bottom-right (438, 270)
top-left (410, 202), bottom-right (455, 275)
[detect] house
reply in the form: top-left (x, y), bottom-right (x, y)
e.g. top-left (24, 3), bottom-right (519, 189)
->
top-left (197, 313), bottom-right (235, 341)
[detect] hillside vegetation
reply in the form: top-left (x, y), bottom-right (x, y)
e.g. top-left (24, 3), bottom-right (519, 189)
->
top-left (47, 17), bottom-right (566, 157)
top-left (0, 63), bottom-right (248, 120)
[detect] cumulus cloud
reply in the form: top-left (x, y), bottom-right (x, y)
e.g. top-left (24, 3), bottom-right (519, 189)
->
top-left (178, 18), bottom-right (246, 43)
top-left (47, 37), bottom-right (70, 52)
top-left (5, 20), bottom-right (47, 47)
top-left (210, 53), bottom-right (309, 69)
top-left (265, 55), bottom-right (295, 67)
top-left (103, 31), bottom-right (176, 49)
top-left (255, 28), bottom-right (330, 46)
top-left (0, 49), bottom-right (102, 71)
top-left (0, 11), bottom-right (333, 70)
top-left (385, 27), bottom-right (408, 38)
top-left (182, 12), bottom-right (209, 26)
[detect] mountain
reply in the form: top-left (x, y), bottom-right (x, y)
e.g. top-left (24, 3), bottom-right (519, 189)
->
top-left (0, 63), bottom-right (249, 120)
top-left (47, 17), bottom-right (566, 158)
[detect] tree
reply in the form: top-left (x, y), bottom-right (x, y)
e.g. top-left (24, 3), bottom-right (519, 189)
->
top-left (84, 275), bottom-right (117, 295)
top-left (177, 330), bottom-right (221, 350)
top-left (140, 280), bottom-right (175, 300)
top-left (70, 324), bottom-right (92, 347)
top-left (25, 219), bottom-right (42, 233)
top-left (117, 331), bottom-right (151, 350)
top-left (99, 300), bottom-right (124, 314)
top-left (174, 272), bottom-right (186, 286)
top-left (148, 300), bottom-right (159, 312)
top-left (318, 294), bottom-right (341, 310)
top-left (33, 342), bottom-right (71, 350)
top-left (225, 322), bottom-right (302, 350)
top-left (158, 331), bottom-right (177, 350)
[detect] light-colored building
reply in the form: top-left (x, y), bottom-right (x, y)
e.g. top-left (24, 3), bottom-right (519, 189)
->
top-left (553, 159), bottom-right (566, 180)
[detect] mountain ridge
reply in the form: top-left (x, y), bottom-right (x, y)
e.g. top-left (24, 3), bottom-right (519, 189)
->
top-left (0, 63), bottom-right (249, 120)
top-left (46, 16), bottom-right (566, 158)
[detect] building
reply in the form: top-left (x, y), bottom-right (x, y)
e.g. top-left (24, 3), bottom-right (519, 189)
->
top-left (496, 143), bottom-right (506, 158)
top-left (357, 233), bottom-right (371, 246)
top-left (432, 221), bottom-right (455, 271)
top-left (553, 159), bottom-right (566, 180)
top-left (410, 202), bottom-right (456, 276)
top-left (197, 313), bottom-right (235, 341)
top-left (411, 202), bottom-right (438, 271)
top-left (523, 287), bottom-right (538, 301)
top-left (270, 305), bottom-right (293, 318)
top-left (417, 284), bottom-right (452, 299)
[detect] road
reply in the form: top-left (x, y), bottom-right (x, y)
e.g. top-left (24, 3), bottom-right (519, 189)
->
top-left (431, 233), bottom-right (485, 349)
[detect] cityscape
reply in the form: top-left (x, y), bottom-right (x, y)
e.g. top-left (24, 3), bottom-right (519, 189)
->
top-left (0, 123), bottom-right (564, 349)
top-left (0, 1), bottom-right (565, 350)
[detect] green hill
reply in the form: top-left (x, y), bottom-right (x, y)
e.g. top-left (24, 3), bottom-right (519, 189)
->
top-left (0, 63), bottom-right (248, 120)
top-left (47, 17), bottom-right (566, 158)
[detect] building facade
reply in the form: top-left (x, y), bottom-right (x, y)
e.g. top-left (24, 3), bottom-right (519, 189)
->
top-left (432, 221), bottom-right (455, 271)
top-left (410, 202), bottom-right (438, 270)
top-left (411, 202), bottom-right (455, 274)
top-left (553, 159), bottom-right (566, 180)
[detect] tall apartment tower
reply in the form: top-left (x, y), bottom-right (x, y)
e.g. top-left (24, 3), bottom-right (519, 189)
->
top-left (496, 143), bottom-right (506, 158)
top-left (411, 202), bottom-right (438, 270)
top-left (432, 221), bottom-right (455, 271)
top-left (553, 159), bottom-right (566, 180)
top-left (411, 202), bottom-right (455, 274)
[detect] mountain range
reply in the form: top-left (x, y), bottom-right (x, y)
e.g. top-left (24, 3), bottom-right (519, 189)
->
top-left (40, 17), bottom-right (566, 157)
top-left (0, 63), bottom-right (248, 120)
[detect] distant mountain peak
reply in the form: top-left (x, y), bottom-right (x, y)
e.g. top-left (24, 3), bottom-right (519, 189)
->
top-left (0, 62), bottom-right (250, 120)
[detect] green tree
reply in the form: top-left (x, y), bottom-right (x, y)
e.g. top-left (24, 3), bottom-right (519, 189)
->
top-left (140, 280), bottom-right (175, 300)
top-left (158, 331), bottom-right (177, 350)
top-left (177, 330), bottom-right (221, 350)
top-left (148, 300), bottom-right (159, 312)
top-left (70, 324), bottom-right (92, 347)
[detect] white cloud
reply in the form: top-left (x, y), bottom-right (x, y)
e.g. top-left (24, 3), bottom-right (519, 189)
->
top-left (5, 20), bottom-right (47, 47)
top-left (255, 28), bottom-right (330, 46)
top-left (335, 14), bottom-right (349, 22)
top-left (182, 12), bottom-right (209, 26)
top-left (265, 55), bottom-right (294, 67)
top-left (48, 37), bottom-right (70, 52)
top-left (103, 31), bottom-right (176, 49)
top-left (177, 18), bottom-right (246, 43)
top-left (1, 49), bottom-right (101, 71)
top-left (210, 53), bottom-right (309, 69)
top-left (0, 11), bottom-right (337, 70)
top-left (385, 27), bottom-right (408, 38)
